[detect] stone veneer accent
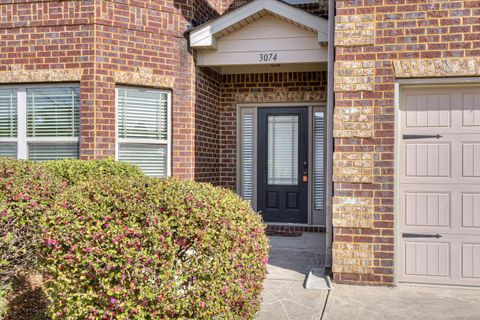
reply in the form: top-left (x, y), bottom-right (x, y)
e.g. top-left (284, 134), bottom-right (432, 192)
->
top-left (333, 152), bottom-right (374, 184)
top-left (333, 106), bottom-right (374, 138)
top-left (333, 243), bottom-right (373, 275)
top-left (334, 61), bottom-right (374, 92)
top-left (114, 67), bottom-right (175, 89)
top-left (233, 87), bottom-right (326, 104)
top-left (394, 57), bottom-right (480, 78)
top-left (0, 66), bottom-right (83, 83)
top-left (333, 197), bottom-right (373, 229)
top-left (335, 14), bottom-right (375, 46)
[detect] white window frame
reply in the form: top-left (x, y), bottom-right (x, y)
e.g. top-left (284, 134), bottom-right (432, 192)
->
top-left (115, 86), bottom-right (172, 177)
top-left (0, 83), bottom-right (80, 160)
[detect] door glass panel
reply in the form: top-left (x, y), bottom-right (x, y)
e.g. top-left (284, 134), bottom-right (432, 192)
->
top-left (267, 115), bottom-right (298, 185)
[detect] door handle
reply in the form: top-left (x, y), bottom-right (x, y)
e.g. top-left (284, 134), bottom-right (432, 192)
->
top-left (402, 233), bottom-right (442, 239)
top-left (403, 134), bottom-right (442, 140)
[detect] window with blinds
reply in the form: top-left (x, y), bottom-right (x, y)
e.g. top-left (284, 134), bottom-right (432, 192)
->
top-left (241, 110), bottom-right (254, 202)
top-left (117, 87), bottom-right (170, 177)
top-left (0, 89), bottom-right (17, 158)
top-left (29, 143), bottom-right (79, 161)
top-left (267, 115), bottom-right (299, 186)
top-left (0, 85), bottom-right (80, 161)
top-left (27, 87), bottom-right (80, 137)
top-left (313, 111), bottom-right (325, 212)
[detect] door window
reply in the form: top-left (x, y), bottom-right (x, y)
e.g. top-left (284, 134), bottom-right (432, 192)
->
top-left (267, 115), bottom-right (299, 185)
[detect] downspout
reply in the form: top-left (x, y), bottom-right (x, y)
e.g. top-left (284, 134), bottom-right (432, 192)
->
top-left (325, 0), bottom-right (335, 270)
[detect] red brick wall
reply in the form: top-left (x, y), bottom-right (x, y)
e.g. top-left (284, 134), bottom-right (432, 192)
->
top-left (194, 67), bottom-right (222, 184)
top-left (92, 0), bottom-right (196, 178)
top-left (0, 0), bottom-right (200, 179)
top-left (333, 0), bottom-right (480, 285)
top-left (219, 71), bottom-right (328, 190)
top-left (0, 0), bottom-right (97, 157)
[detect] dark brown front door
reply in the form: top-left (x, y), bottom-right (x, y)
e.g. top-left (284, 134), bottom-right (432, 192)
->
top-left (257, 107), bottom-right (308, 223)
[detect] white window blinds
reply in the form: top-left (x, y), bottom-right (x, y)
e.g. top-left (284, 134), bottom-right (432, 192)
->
top-left (0, 85), bottom-right (80, 161)
top-left (0, 143), bottom-right (17, 158)
top-left (313, 111), bottom-right (325, 211)
top-left (27, 87), bottom-right (80, 137)
top-left (117, 87), bottom-right (170, 177)
top-left (29, 143), bottom-right (79, 161)
top-left (0, 89), bottom-right (17, 158)
top-left (241, 110), bottom-right (254, 201)
top-left (118, 144), bottom-right (167, 177)
top-left (267, 115), bottom-right (299, 186)
top-left (0, 89), bottom-right (17, 138)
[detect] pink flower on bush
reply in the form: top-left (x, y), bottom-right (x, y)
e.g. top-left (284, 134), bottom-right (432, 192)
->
top-left (46, 238), bottom-right (58, 246)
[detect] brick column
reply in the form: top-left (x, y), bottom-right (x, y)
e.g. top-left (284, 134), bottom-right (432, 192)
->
top-left (332, 1), bottom-right (394, 285)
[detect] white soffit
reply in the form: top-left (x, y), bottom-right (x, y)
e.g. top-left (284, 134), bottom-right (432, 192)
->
top-left (189, 0), bottom-right (329, 49)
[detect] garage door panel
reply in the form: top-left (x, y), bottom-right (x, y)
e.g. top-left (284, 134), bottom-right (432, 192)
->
top-left (405, 192), bottom-right (450, 227)
top-left (462, 194), bottom-right (480, 228)
top-left (404, 241), bottom-right (450, 277)
top-left (462, 244), bottom-right (480, 279)
top-left (404, 143), bottom-right (450, 177)
top-left (400, 86), bottom-right (480, 287)
top-left (405, 94), bottom-right (451, 127)
top-left (462, 93), bottom-right (480, 127)
top-left (462, 143), bottom-right (480, 177)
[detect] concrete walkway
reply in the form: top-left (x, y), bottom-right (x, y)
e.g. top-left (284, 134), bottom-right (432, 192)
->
top-left (256, 233), bottom-right (327, 320)
top-left (323, 284), bottom-right (480, 320)
top-left (257, 232), bottom-right (480, 320)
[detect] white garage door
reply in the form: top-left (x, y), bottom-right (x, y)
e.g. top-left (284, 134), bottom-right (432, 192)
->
top-left (399, 86), bottom-right (480, 286)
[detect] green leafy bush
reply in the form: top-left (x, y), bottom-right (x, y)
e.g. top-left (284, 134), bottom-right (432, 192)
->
top-left (0, 158), bottom-right (64, 287)
top-left (42, 177), bottom-right (268, 319)
top-left (40, 158), bottom-right (144, 186)
top-left (0, 284), bottom-right (9, 319)
top-left (0, 158), bottom-right (144, 288)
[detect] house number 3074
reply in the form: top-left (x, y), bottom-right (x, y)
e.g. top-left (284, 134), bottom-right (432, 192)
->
top-left (259, 53), bottom-right (278, 62)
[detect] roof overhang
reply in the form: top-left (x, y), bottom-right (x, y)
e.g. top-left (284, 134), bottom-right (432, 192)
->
top-left (189, 0), bottom-right (329, 50)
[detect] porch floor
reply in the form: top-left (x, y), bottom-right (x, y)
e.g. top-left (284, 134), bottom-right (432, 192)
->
top-left (256, 232), bottom-right (328, 320)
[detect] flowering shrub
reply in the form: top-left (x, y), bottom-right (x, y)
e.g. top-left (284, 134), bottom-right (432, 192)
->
top-left (40, 158), bottom-right (144, 186)
top-left (42, 177), bottom-right (268, 319)
top-left (0, 158), bottom-right (63, 287)
top-left (0, 285), bottom-right (9, 319)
